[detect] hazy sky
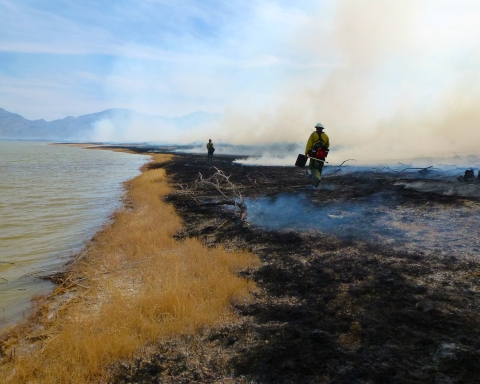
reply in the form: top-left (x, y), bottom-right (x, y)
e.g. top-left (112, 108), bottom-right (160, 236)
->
top-left (1, 0), bottom-right (329, 120)
top-left (1, 0), bottom-right (479, 159)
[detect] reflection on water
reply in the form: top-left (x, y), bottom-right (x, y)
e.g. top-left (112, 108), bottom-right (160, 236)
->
top-left (0, 142), bottom-right (148, 331)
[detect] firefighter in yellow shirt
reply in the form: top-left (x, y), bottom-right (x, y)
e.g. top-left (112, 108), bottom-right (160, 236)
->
top-left (305, 122), bottom-right (330, 187)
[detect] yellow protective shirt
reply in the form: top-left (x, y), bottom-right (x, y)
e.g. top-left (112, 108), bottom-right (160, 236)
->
top-left (206, 142), bottom-right (214, 150)
top-left (305, 131), bottom-right (330, 155)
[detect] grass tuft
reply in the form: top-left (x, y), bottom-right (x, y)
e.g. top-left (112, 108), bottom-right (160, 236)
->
top-left (0, 154), bottom-right (260, 383)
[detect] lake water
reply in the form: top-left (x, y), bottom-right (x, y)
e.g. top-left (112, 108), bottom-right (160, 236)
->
top-left (0, 142), bottom-right (149, 331)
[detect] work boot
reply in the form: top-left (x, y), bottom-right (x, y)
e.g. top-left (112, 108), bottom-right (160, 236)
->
top-left (314, 180), bottom-right (321, 188)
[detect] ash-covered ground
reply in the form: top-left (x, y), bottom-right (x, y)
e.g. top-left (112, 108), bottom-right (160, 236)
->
top-left (114, 152), bottom-right (480, 384)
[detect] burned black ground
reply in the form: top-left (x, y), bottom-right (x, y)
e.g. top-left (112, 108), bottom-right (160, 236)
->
top-left (113, 153), bottom-right (480, 384)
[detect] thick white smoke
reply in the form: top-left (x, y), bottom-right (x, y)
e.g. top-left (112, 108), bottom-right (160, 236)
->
top-left (85, 1), bottom-right (480, 167)
top-left (216, 1), bottom-right (480, 165)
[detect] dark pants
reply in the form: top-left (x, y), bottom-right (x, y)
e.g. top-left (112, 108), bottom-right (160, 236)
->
top-left (207, 152), bottom-right (213, 162)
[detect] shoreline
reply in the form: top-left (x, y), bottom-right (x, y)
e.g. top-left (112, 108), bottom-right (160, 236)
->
top-left (0, 144), bottom-right (145, 336)
top-left (0, 149), bottom-right (260, 383)
top-left (2, 147), bottom-right (480, 382)
top-left (0, 143), bottom-right (148, 334)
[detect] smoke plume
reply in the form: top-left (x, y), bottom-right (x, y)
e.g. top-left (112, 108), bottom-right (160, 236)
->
top-left (67, 0), bottom-right (480, 167)
top-left (215, 1), bottom-right (480, 165)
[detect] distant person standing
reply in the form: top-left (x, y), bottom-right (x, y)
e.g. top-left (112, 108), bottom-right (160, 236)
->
top-left (305, 122), bottom-right (330, 188)
top-left (206, 139), bottom-right (215, 162)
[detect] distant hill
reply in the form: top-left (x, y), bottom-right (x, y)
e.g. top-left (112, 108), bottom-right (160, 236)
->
top-left (0, 108), bottom-right (221, 141)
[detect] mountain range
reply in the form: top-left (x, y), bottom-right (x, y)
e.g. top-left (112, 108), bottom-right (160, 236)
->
top-left (0, 108), bottom-right (221, 141)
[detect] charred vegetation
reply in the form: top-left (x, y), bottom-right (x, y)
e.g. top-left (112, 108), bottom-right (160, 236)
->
top-left (114, 153), bottom-right (480, 384)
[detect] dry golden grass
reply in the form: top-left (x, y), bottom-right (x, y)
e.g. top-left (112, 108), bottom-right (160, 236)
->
top-left (0, 154), bottom-right (260, 383)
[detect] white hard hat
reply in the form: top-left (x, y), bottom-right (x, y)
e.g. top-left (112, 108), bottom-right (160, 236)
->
top-left (315, 122), bottom-right (324, 129)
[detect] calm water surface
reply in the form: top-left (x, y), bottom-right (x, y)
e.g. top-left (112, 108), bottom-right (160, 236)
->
top-left (0, 142), bottom-right (149, 330)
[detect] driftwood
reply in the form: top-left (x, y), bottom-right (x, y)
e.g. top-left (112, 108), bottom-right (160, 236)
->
top-left (333, 159), bottom-right (356, 173)
top-left (195, 167), bottom-right (243, 199)
top-left (176, 183), bottom-right (202, 204)
top-left (174, 167), bottom-right (247, 220)
top-left (403, 166), bottom-right (433, 172)
top-left (338, 159), bottom-right (356, 167)
top-left (40, 276), bottom-right (88, 302)
top-left (36, 271), bottom-right (68, 283)
top-left (245, 171), bottom-right (271, 187)
top-left (385, 165), bottom-right (443, 174)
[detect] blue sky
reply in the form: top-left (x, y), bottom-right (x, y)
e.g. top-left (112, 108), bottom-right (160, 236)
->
top-left (1, 0), bottom-right (480, 158)
top-left (0, 0), bottom-right (334, 120)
